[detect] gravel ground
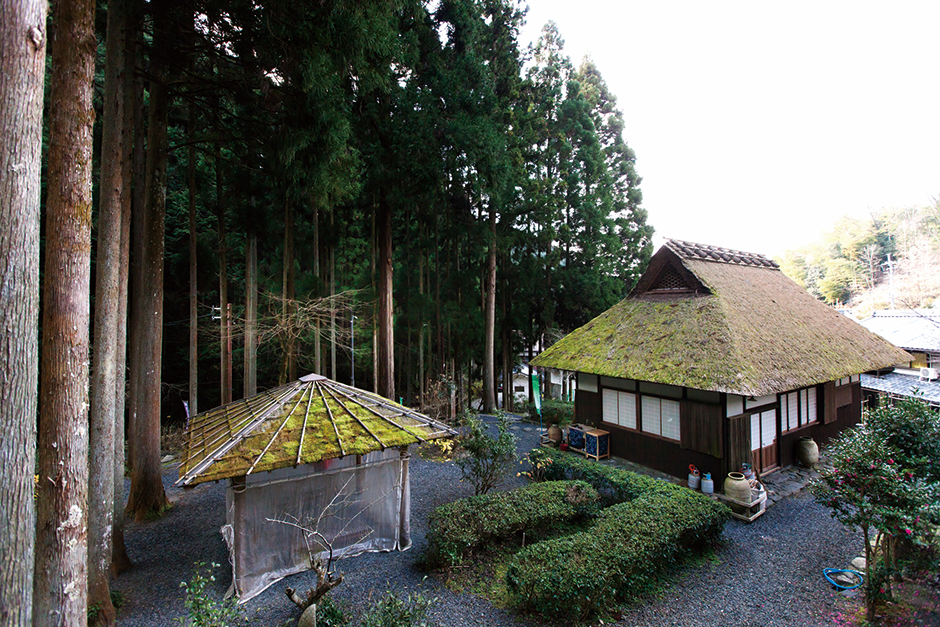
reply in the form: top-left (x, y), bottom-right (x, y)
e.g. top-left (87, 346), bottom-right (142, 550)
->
top-left (114, 419), bottom-right (867, 627)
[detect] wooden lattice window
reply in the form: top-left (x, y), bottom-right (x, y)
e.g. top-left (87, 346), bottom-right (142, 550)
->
top-left (650, 266), bottom-right (688, 292)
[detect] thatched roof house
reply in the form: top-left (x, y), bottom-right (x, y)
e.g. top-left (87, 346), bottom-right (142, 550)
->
top-left (177, 374), bottom-right (456, 602)
top-left (533, 240), bottom-right (909, 479)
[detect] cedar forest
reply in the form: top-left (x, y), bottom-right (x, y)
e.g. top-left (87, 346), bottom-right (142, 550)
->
top-left (1, 0), bottom-right (652, 625)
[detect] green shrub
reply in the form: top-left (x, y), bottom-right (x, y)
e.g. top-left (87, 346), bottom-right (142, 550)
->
top-left (176, 562), bottom-right (239, 627)
top-left (505, 486), bottom-right (729, 619)
top-left (361, 587), bottom-right (435, 627)
top-left (866, 396), bottom-right (940, 484)
top-left (315, 595), bottom-right (348, 627)
top-left (813, 397), bottom-right (940, 623)
top-left (526, 447), bottom-right (662, 505)
top-left (455, 412), bottom-right (517, 495)
top-left (424, 480), bottom-right (600, 569)
top-left (526, 399), bottom-right (574, 425)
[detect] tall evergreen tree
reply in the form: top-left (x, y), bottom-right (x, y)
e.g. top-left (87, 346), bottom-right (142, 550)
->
top-left (34, 0), bottom-right (96, 623)
top-left (577, 58), bottom-right (652, 290)
top-left (126, 0), bottom-right (172, 521)
top-left (0, 2), bottom-right (46, 625)
top-left (87, 0), bottom-right (132, 620)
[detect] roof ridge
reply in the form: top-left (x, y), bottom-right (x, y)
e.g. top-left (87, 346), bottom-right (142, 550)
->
top-left (665, 239), bottom-right (779, 269)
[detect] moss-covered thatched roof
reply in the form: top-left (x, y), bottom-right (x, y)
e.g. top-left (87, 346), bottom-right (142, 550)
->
top-left (177, 374), bottom-right (456, 486)
top-left (532, 239), bottom-right (911, 396)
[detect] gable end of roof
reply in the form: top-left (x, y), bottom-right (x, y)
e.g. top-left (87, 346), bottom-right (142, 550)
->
top-left (631, 245), bottom-right (710, 297)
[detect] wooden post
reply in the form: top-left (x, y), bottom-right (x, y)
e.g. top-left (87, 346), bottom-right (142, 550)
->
top-left (226, 302), bottom-right (233, 403)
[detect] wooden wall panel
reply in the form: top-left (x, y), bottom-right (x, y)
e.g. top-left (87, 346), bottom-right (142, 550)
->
top-left (726, 414), bottom-right (751, 477)
top-left (823, 381), bottom-right (837, 424)
top-left (680, 401), bottom-right (723, 458)
top-left (575, 390), bottom-right (601, 428)
top-left (834, 384), bottom-right (853, 408)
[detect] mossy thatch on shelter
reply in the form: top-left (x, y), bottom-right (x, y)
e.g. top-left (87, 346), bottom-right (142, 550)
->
top-left (177, 374), bottom-right (456, 486)
top-left (532, 239), bottom-right (911, 397)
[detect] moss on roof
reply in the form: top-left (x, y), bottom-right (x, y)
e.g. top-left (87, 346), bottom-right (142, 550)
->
top-left (177, 376), bottom-right (456, 486)
top-left (532, 241), bottom-right (911, 396)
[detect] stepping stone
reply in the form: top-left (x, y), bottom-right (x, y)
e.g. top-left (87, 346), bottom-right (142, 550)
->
top-left (851, 557), bottom-right (866, 571)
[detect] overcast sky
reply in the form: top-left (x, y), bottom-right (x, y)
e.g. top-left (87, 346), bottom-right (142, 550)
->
top-left (519, 1), bottom-right (940, 256)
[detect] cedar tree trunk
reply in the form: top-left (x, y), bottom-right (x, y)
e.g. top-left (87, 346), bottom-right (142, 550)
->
top-left (125, 24), bottom-right (147, 472)
top-left (87, 0), bottom-right (130, 621)
top-left (0, 2), bottom-right (45, 625)
top-left (111, 0), bottom-right (137, 572)
top-left (244, 232), bottom-right (257, 396)
top-left (281, 197), bottom-right (295, 384)
top-left (188, 95), bottom-right (198, 416)
top-left (376, 197), bottom-right (394, 399)
top-left (34, 0), bottom-right (96, 623)
top-left (216, 139), bottom-right (230, 404)
top-left (125, 45), bottom-right (170, 521)
top-left (482, 211), bottom-right (497, 413)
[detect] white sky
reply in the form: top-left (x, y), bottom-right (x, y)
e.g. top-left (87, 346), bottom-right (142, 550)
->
top-left (520, 1), bottom-right (940, 256)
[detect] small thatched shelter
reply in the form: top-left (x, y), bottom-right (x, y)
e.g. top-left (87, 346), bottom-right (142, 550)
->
top-left (177, 374), bottom-right (456, 602)
top-left (533, 239), bottom-right (910, 478)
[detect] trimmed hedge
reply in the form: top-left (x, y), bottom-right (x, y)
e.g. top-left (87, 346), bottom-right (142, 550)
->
top-left (424, 480), bottom-right (600, 569)
top-left (527, 446), bottom-right (662, 505)
top-left (505, 484), bottom-right (729, 618)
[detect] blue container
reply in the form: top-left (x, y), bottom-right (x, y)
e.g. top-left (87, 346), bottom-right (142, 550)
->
top-left (585, 429), bottom-right (609, 461)
top-left (568, 424), bottom-right (586, 451)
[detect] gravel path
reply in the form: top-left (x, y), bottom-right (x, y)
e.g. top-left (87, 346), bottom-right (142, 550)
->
top-left (114, 419), bottom-right (865, 627)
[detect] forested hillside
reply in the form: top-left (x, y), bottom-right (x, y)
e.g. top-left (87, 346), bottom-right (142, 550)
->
top-left (777, 201), bottom-right (940, 316)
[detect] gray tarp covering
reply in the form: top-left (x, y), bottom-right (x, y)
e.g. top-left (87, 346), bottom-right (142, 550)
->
top-left (223, 448), bottom-right (411, 602)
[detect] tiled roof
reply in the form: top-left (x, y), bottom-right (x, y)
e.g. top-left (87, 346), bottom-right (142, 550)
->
top-left (861, 372), bottom-right (940, 405)
top-left (665, 239), bottom-right (778, 269)
top-left (859, 310), bottom-right (940, 353)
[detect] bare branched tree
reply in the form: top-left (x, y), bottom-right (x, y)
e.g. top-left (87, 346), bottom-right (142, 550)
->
top-left (267, 474), bottom-right (395, 627)
top-left (199, 289), bottom-right (369, 384)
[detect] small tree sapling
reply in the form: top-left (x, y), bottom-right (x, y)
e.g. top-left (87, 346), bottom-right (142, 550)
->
top-left (813, 415), bottom-right (937, 622)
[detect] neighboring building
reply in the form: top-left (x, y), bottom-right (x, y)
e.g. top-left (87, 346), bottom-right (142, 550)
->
top-left (858, 310), bottom-right (940, 408)
top-left (531, 240), bottom-right (910, 480)
top-left (508, 369), bottom-right (572, 403)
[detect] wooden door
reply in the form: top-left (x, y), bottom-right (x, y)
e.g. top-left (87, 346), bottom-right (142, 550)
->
top-left (750, 409), bottom-right (778, 473)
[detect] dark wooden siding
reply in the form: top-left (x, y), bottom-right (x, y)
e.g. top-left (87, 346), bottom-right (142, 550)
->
top-left (604, 424), bottom-right (720, 480)
top-left (726, 414), bottom-right (751, 477)
top-left (680, 401), bottom-right (722, 458)
top-left (574, 389), bottom-right (601, 429)
top-left (579, 379), bottom-right (863, 479)
top-left (823, 381), bottom-right (837, 424)
top-left (780, 382), bottom-right (861, 467)
top-left (575, 389), bottom-right (724, 480)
